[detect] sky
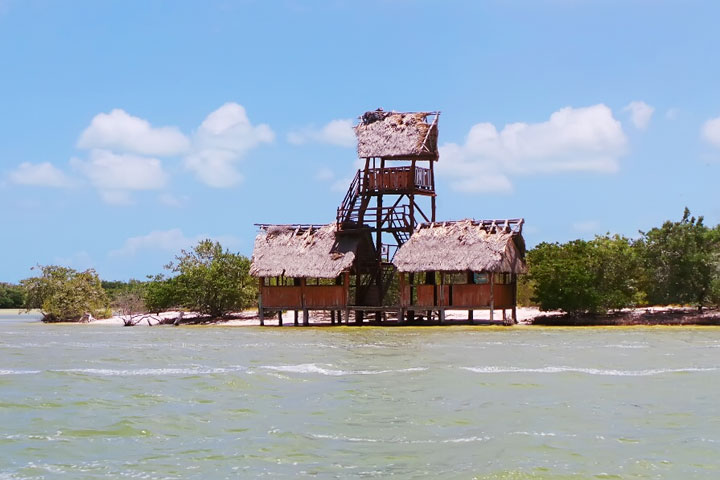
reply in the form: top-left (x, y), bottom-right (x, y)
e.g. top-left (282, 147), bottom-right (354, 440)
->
top-left (2, 0), bottom-right (720, 283)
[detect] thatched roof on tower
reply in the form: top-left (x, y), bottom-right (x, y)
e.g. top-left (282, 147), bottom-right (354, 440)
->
top-left (355, 110), bottom-right (439, 159)
top-left (393, 219), bottom-right (527, 274)
top-left (250, 224), bottom-right (373, 278)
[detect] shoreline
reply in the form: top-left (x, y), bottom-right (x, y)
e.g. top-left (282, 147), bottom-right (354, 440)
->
top-left (87, 306), bottom-right (720, 327)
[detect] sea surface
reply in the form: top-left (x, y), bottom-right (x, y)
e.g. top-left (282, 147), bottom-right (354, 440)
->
top-left (1, 310), bottom-right (719, 479)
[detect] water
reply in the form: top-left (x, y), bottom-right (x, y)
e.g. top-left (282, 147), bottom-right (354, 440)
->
top-left (2, 311), bottom-right (720, 479)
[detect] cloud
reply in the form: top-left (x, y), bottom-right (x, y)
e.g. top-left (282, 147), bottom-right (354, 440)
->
top-left (702, 116), bottom-right (720, 149)
top-left (288, 119), bottom-right (355, 147)
top-left (623, 101), bottom-right (654, 130)
top-left (438, 104), bottom-right (627, 194)
top-left (77, 109), bottom-right (190, 156)
top-left (665, 108), bottom-right (679, 120)
top-left (185, 103), bottom-right (274, 188)
top-left (8, 162), bottom-right (74, 187)
top-left (158, 193), bottom-right (189, 207)
top-left (110, 228), bottom-right (197, 257)
top-left (110, 228), bottom-right (241, 256)
top-left (71, 149), bottom-right (168, 204)
top-left (573, 220), bottom-right (600, 233)
top-left (314, 167), bottom-right (335, 181)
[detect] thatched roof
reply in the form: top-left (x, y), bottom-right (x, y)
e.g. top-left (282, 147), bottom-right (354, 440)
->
top-left (355, 110), bottom-right (439, 159)
top-left (393, 219), bottom-right (527, 274)
top-left (250, 224), bottom-right (372, 278)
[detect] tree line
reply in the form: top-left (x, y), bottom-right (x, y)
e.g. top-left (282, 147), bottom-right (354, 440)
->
top-left (15, 240), bottom-right (257, 322)
top-left (522, 208), bottom-right (720, 314)
top-left (5, 209), bottom-right (720, 321)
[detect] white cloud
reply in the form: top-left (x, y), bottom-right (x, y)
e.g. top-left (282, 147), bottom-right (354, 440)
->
top-left (623, 101), bottom-right (654, 130)
top-left (185, 103), bottom-right (274, 188)
top-left (71, 149), bottom-right (167, 190)
top-left (71, 149), bottom-right (168, 204)
top-left (77, 109), bottom-right (190, 156)
top-left (288, 119), bottom-right (355, 147)
top-left (331, 177), bottom-right (353, 193)
top-left (438, 104), bottom-right (627, 194)
top-left (111, 229), bottom-right (196, 256)
top-left (314, 167), bottom-right (335, 181)
top-left (158, 193), bottom-right (189, 207)
top-left (702, 116), bottom-right (720, 149)
top-left (573, 220), bottom-right (600, 233)
top-left (110, 228), bottom-right (241, 256)
top-left (9, 162), bottom-right (74, 187)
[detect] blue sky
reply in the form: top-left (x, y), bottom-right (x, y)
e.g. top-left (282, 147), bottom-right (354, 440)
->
top-left (2, 0), bottom-right (720, 283)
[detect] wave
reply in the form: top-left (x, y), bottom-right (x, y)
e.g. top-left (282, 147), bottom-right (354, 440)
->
top-left (53, 366), bottom-right (247, 376)
top-left (0, 369), bottom-right (41, 375)
top-left (260, 364), bottom-right (427, 376)
top-left (461, 366), bottom-right (720, 376)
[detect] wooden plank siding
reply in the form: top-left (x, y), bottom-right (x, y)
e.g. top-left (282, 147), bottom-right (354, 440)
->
top-left (260, 283), bottom-right (348, 309)
top-left (364, 166), bottom-right (433, 193)
top-left (401, 283), bottom-right (515, 309)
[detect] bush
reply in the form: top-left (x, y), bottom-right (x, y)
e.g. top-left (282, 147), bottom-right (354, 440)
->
top-left (21, 265), bottom-right (109, 322)
top-left (168, 240), bottom-right (256, 317)
top-left (528, 235), bottom-right (640, 314)
top-left (0, 283), bottom-right (25, 308)
top-left (637, 208), bottom-right (720, 308)
top-left (144, 274), bottom-right (181, 314)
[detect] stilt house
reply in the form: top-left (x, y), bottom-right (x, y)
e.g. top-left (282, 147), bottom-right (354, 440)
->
top-left (393, 219), bottom-right (526, 324)
top-left (249, 224), bottom-right (375, 325)
top-left (250, 109), bottom-right (527, 325)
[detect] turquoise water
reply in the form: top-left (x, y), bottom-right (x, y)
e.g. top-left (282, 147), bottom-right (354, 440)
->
top-left (1, 311), bottom-right (720, 478)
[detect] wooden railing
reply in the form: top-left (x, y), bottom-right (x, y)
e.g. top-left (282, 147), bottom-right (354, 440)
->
top-left (364, 166), bottom-right (433, 192)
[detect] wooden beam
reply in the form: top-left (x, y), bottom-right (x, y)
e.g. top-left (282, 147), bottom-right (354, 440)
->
top-left (489, 273), bottom-right (495, 323)
top-left (258, 278), bottom-right (264, 326)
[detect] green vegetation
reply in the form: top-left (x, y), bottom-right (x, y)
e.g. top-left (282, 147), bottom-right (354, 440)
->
top-left (0, 283), bottom-right (25, 308)
top-left (168, 240), bottom-right (256, 318)
top-left (527, 209), bottom-right (720, 314)
top-left (21, 265), bottom-right (110, 322)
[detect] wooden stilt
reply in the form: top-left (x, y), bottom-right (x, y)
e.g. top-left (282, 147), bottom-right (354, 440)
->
top-left (489, 273), bottom-right (495, 323)
top-left (468, 309), bottom-right (474, 324)
top-left (258, 278), bottom-right (264, 326)
top-left (278, 310), bottom-right (283, 326)
top-left (294, 310), bottom-right (299, 326)
top-left (439, 309), bottom-right (445, 323)
top-left (303, 309), bottom-right (309, 326)
top-left (331, 310), bottom-right (336, 325)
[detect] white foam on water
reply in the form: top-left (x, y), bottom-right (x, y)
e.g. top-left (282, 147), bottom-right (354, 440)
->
top-left (462, 366), bottom-right (720, 376)
top-left (260, 364), bottom-right (427, 376)
top-left (53, 366), bottom-right (247, 376)
top-left (0, 369), bottom-right (41, 375)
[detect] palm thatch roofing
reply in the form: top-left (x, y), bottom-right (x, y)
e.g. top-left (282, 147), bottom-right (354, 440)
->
top-left (250, 224), bottom-right (374, 278)
top-left (393, 219), bottom-right (527, 274)
top-left (355, 110), bottom-right (439, 159)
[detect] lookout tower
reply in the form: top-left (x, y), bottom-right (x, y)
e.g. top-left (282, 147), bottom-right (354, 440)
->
top-left (336, 109), bottom-right (440, 308)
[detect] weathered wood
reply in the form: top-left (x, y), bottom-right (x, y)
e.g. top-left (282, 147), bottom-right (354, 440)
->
top-left (303, 309), bottom-right (309, 326)
top-left (439, 309), bottom-right (445, 323)
top-left (331, 310), bottom-right (335, 324)
top-left (258, 278), bottom-right (265, 326)
top-left (278, 310), bottom-right (283, 326)
top-left (489, 273), bottom-right (495, 322)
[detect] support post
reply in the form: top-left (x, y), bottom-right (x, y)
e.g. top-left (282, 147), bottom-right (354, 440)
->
top-left (294, 310), bottom-right (299, 326)
top-left (489, 272), bottom-right (495, 323)
top-left (512, 273), bottom-right (518, 324)
top-left (303, 309), bottom-right (309, 326)
top-left (278, 310), bottom-right (283, 326)
top-left (439, 309), bottom-right (445, 323)
top-left (258, 278), bottom-right (264, 326)
top-left (331, 310), bottom-right (335, 325)
top-left (468, 309), bottom-right (473, 324)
